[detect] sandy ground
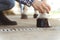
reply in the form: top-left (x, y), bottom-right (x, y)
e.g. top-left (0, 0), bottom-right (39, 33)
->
top-left (0, 15), bottom-right (60, 40)
top-left (0, 15), bottom-right (60, 30)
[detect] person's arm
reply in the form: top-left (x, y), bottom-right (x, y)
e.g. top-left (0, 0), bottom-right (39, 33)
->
top-left (18, 0), bottom-right (50, 14)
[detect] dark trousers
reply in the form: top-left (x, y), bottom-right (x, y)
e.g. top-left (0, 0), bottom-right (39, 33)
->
top-left (0, 0), bottom-right (15, 11)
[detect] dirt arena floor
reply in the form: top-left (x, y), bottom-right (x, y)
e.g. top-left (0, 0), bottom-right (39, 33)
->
top-left (0, 15), bottom-right (60, 31)
top-left (0, 15), bottom-right (60, 40)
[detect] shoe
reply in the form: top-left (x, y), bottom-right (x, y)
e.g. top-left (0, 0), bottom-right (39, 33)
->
top-left (0, 11), bottom-right (17, 25)
top-left (33, 14), bottom-right (38, 18)
top-left (21, 13), bottom-right (28, 19)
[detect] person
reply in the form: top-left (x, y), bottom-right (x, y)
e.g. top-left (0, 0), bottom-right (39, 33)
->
top-left (0, 0), bottom-right (50, 25)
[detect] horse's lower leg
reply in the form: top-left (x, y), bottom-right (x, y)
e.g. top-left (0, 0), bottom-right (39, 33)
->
top-left (36, 13), bottom-right (50, 28)
top-left (20, 4), bottom-right (28, 19)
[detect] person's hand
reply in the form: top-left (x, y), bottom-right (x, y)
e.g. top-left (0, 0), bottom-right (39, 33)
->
top-left (32, 0), bottom-right (51, 14)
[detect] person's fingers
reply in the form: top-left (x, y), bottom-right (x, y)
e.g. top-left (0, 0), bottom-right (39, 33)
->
top-left (37, 4), bottom-right (45, 13)
top-left (32, 4), bottom-right (38, 10)
top-left (33, 2), bottom-right (45, 13)
top-left (42, 0), bottom-right (51, 11)
top-left (43, 2), bottom-right (51, 11)
top-left (45, 4), bottom-right (51, 11)
top-left (32, 1), bottom-right (47, 14)
top-left (41, 2), bottom-right (49, 13)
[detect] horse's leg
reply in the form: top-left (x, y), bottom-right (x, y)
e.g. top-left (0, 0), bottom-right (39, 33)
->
top-left (33, 9), bottom-right (38, 18)
top-left (36, 13), bottom-right (50, 28)
top-left (20, 4), bottom-right (28, 19)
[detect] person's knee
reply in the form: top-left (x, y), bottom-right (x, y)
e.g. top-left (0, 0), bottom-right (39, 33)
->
top-left (0, 0), bottom-right (15, 11)
top-left (6, 0), bottom-right (15, 10)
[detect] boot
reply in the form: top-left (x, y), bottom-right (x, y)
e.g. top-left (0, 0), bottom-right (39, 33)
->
top-left (33, 14), bottom-right (38, 18)
top-left (21, 13), bottom-right (28, 19)
top-left (0, 11), bottom-right (17, 25)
